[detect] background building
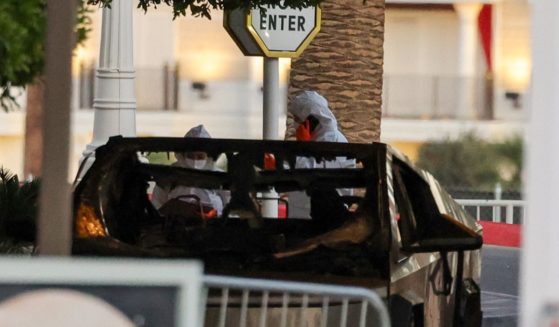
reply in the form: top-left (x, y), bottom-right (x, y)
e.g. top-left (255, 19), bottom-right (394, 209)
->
top-left (0, 0), bottom-right (529, 177)
top-left (382, 0), bottom-right (529, 160)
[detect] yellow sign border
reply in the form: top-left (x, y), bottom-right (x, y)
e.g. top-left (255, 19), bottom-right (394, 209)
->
top-left (246, 6), bottom-right (321, 58)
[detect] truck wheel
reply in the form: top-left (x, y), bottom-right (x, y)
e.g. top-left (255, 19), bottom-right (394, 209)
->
top-left (457, 279), bottom-right (482, 327)
top-left (389, 295), bottom-right (424, 327)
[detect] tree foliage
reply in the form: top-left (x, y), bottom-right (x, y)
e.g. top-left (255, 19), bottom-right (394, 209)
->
top-left (0, 0), bottom-right (92, 111)
top-left (492, 135), bottom-right (523, 190)
top-left (416, 133), bottom-right (523, 192)
top-left (88, 0), bottom-right (324, 19)
top-left (0, 0), bottom-right (45, 111)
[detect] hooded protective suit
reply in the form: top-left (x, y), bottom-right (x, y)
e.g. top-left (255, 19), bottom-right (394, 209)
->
top-left (288, 91), bottom-right (355, 218)
top-left (290, 91), bottom-right (348, 144)
top-left (151, 125), bottom-right (227, 214)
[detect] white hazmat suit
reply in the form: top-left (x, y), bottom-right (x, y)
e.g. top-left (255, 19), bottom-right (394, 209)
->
top-left (288, 91), bottom-right (355, 218)
top-left (151, 125), bottom-right (227, 215)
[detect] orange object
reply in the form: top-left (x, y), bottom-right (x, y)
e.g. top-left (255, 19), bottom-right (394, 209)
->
top-left (296, 120), bottom-right (312, 141)
top-left (203, 208), bottom-right (218, 219)
top-left (75, 203), bottom-right (107, 238)
top-left (278, 203), bottom-right (287, 219)
top-left (264, 153), bottom-right (276, 170)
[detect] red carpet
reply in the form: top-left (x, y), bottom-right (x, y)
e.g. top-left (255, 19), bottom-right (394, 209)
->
top-left (479, 221), bottom-right (521, 247)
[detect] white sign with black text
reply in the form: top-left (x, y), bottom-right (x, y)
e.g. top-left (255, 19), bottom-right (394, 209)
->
top-left (224, 1), bottom-right (320, 57)
top-left (250, 3), bottom-right (318, 52)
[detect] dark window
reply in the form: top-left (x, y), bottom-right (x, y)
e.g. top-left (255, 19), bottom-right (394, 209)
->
top-left (392, 159), bottom-right (441, 247)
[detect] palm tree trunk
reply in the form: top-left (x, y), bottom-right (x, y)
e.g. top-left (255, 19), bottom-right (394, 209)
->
top-left (23, 78), bottom-right (45, 179)
top-left (287, 0), bottom-right (385, 143)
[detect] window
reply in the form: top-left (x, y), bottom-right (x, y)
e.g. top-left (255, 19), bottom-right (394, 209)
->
top-left (392, 159), bottom-right (441, 249)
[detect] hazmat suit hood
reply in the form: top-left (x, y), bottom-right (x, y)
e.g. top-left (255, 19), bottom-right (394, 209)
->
top-left (289, 91), bottom-right (347, 142)
top-left (176, 124), bottom-right (212, 166)
top-left (151, 124), bottom-right (227, 213)
top-left (184, 124), bottom-right (211, 139)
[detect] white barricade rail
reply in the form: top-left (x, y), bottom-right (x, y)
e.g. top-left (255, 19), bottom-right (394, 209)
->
top-left (456, 199), bottom-right (525, 224)
top-left (202, 275), bottom-right (390, 327)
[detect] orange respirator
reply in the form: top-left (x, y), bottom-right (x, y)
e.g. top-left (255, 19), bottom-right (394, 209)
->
top-left (296, 120), bottom-right (312, 141)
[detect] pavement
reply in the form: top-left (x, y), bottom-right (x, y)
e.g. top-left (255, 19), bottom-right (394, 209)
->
top-left (481, 245), bottom-right (520, 327)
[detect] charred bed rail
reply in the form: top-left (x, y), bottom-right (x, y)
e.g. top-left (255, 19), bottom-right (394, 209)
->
top-left (202, 275), bottom-right (390, 327)
top-left (139, 164), bottom-right (374, 193)
top-left (99, 136), bottom-right (385, 163)
top-left (456, 199), bottom-right (525, 224)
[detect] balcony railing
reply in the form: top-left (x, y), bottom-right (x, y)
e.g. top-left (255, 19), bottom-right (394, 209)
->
top-left (78, 68), bottom-right (494, 121)
top-left (383, 74), bottom-right (494, 120)
top-left (78, 63), bottom-right (179, 111)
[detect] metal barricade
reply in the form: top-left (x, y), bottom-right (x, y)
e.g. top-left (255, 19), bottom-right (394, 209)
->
top-left (202, 275), bottom-right (390, 327)
top-left (456, 199), bottom-right (525, 224)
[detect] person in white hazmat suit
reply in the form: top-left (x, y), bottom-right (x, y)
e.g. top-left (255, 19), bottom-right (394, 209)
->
top-left (287, 91), bottom-right (355, 219)
top-left (151, 125), bottom-right (227, 216)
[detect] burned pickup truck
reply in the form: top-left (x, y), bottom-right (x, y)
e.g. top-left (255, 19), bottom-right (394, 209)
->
top-left (73, 136), bottom-right (483, 326)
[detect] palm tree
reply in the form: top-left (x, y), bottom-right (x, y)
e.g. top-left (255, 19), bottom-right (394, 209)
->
top-left (23, 78), bottom-right (45, 179)
top-left (287, 0), bottom-right (385, 143)
top-left (0, 167), bottom-right (39, 253)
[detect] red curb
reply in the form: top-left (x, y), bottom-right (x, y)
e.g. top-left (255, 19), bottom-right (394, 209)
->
top-left (479, 221), bottom-right (521, 248)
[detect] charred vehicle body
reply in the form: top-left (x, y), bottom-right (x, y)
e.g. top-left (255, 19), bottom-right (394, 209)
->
top-left (73, 136), bottom-right (483, 326)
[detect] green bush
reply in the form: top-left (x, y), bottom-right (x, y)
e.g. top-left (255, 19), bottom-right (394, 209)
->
top-left (146, 152), bottom-right (175, 165)
top-left (416, 133), bottom-right (523, 192)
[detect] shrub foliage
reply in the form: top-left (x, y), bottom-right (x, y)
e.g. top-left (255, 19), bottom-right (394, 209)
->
top-left (0, 167), bottom-right (39, 251)
top-left (416, 133), bottom-right (523, 192)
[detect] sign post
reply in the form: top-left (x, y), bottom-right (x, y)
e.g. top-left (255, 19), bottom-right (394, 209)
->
top-left (224, 3), bottom-right (321, 217)
top-left (261, 57), bottom-right (280, 217)
top-left (263, 58), bottom-right (279, 141)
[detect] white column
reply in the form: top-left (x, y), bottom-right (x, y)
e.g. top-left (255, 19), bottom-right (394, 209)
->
top-left (522, 1), bottom-right (559, 325)
top-left (454, 3), bottom-right (482, 119)
top-left (81, 0), bottom-right (136, 167)
top-left (38, 0), bottom-right (76, 255)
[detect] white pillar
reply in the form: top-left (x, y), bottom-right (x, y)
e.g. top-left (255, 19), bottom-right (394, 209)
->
top-left (38, 0), bottom-right (76, 255)
top-left (81, 0), bottom-right (136, 167)
top-left (261, 58), bottom-right (279, 218)
top-left (522, 1), bottom-right (559, 325)
top-left (454, 3), bottom-right (482, 119)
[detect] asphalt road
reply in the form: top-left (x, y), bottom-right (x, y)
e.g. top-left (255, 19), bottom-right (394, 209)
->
top-left (481, 245), bottom-right (520, 327)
